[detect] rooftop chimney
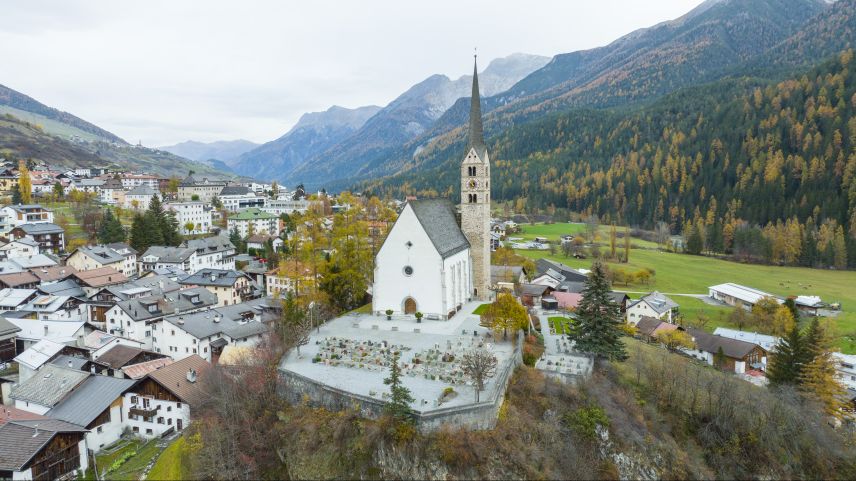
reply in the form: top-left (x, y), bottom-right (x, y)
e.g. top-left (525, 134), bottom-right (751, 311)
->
top-left (186, 368), bottom-right (197, 383)
top-left (67, 360), bottom-right (73, 368)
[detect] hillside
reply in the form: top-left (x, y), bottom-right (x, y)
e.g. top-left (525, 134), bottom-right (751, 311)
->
top-left (0, 83), bottom-right (124, 143)
top-left (0, 113), bottom-right (231, 178)
top-left (333, 0), bottom-right (837, 190)
top-left (364, 50), bottom-right (856, 260)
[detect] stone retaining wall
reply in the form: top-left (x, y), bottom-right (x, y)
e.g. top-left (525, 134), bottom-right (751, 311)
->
top-left (278, 332), bottom-right (523, 432)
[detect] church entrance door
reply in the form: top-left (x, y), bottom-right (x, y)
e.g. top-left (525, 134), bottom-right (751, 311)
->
top-left (403, 297), bottom-right (417, 314)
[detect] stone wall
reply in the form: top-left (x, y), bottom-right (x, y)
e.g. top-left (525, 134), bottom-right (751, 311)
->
top-left (278, 331), bottom-right (523, 432)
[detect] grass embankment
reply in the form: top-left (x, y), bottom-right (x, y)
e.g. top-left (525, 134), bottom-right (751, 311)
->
top-left (472, 303), bottom-right (491, 315)
top-left (147, 436), bottom-right (192, 480)
top-left (89, 437), bottom-right (165, 481)
top-left (514, 223), bottom-right (856, 353)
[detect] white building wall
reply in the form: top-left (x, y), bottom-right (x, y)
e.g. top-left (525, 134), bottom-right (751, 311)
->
top-left (122, 392), bottom-right (191, 438)
top-left (372, 205), bottom-right (461, 318)
top-left (626, 300), bottom-right (670, 324)
top-left (14, 399), bottom-right (51, 415)
top-left (85, 403), bottom-right (125, 451)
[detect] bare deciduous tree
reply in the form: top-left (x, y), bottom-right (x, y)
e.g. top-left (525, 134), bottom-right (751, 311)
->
top-left (461, 347), bottom-right (498, 402)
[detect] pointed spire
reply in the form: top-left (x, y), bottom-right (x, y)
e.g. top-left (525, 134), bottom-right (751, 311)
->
top-left (468, 54), bottom-right (485, 155)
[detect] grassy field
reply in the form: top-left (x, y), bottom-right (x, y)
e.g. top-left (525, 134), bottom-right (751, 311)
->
top-left (513, 226), bottom-right (856, 353)
top-left (548, 316), bottom-right (573, 335)
top-left (147, 436), bottom-right (191, 481)
top-left (516, 222), bottom-right (660, 249)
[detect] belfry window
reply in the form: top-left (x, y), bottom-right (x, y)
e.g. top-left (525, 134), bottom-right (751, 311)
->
top-left (468, 194), bottom-right (477, 203)
top-left (468, 166), bottom-right (476, 176)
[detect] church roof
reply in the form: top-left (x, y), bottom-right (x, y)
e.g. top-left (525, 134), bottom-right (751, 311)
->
top-left (408, 199), bottom-right (469, 259)
top-left (468, 56), bottom-right (487, 160)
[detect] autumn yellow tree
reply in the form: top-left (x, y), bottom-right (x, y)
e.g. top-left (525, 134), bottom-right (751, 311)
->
top-left (17, 160), bottom-right (31, 204)
top-left (481, 293), bottom-right (529, 340)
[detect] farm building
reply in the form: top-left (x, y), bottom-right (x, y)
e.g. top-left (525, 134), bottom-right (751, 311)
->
top-left (708, 283), bottom-right (782, 310)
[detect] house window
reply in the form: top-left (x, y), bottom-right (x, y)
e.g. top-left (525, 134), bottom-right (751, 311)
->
top-left (146, 429), bottom-right (153, 435)
top-left (177, 403), bottom-right (182, 409)
top-left (157, 417), bottom-right (164, 424)
top-left (131, 395), bottom-right (138, 404)
top-left (97, 426), bottom-right (103, 433)
top-left (167, 406), bottom-right (172, 412)
top-left (168, 418), bottom-right (173, 425)
top-left (133, 427), bottom-right (139, 433)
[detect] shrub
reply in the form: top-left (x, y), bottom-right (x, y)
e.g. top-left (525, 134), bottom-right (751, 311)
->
top-left (563, 405), bottom-right (609, 439)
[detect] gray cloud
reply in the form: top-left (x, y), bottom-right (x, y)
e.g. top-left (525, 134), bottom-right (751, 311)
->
top-left (0, 0), bottom-right (703, 146)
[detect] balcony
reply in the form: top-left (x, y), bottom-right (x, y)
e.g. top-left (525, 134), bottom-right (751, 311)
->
top-left (129, 404), bottom-right (160, 417)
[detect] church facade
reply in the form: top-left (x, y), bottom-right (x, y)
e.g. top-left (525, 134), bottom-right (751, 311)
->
top-left (372, 57), bottom-right (492, 319)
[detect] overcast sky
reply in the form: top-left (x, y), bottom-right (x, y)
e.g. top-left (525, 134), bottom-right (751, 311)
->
top-left (0, 0), bottom-right (703, 146)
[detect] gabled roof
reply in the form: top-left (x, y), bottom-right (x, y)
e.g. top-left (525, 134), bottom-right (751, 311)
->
top-left (519, 283), bottom-right (549, 297)
top-left (0, 271), bottom-right (39, 287)
top-left (146, 354), bottom-right (210, 405)
top-left (0, 406), bottom-right (45, 425)
top-left (13, 339), bottom-right (65, 371)
top-left (687, 328), bottom-right (765, 359)
top-left (219, 185), bottom-right (252, 196)
top-left (183, 235), bottom-right (234, 254)
top-left (712, 328), bottom-right (781, 352)
top-left (0, 419), bottom-right (87, 471)
top-left (72, 266), bottom-right (128, 287)
top-left (47, 375), bottom-right (136, 427)
top-left (95, 344), bottom-right (148, 368)
top-left (7, 254), bottom-right (57, 270)
top-left (29, 265), bottom-right (78, 283)
top-left (163, 297), bottom-right (272, 340)
top-left (122, 358), bottom-right (174, 380)
top-left (126, 185), bottom-right (159, 196)
top-left (491, 265), bottom-right (524, 284)
top-left (635, 316), bottom-right (679, 338)
top-left (141, 245), bottom-right (195, 264)
top-left (179, 269), bottom-right (248, 287)
top-left (6, 319), bottom-right (85, 343)
top-left (708, 283), bottom-right (782, 305)
top-left (0, 316), bottom-right (20, 337)
top-left (73, 245), bottom-right (126, 265)
top-left (38, 279), bottom-right (86, 298)
top-left (10, 364), bottom-right (88, 407)
top-left (406, 199), bottom-right (469, 259)
top-left (115, 287), bottom-right (218, 322)
top-left (0, 288), bottom-right (37, 308)
top-left (12, 223), bottom-right (64, 235)
top-left (631, 291), bottom-right (679, 314)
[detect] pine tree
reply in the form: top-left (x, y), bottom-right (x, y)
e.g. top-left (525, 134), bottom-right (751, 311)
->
top-left (383, 351), bottom-right (414, 423)
top-left (11, 185), bottom-right (22, 205)
top-left (767, 324), bottom-right (806, 386)
top-left (784, 297), bottom-right (800, 322)
top-left (568, 261), bottom-right (627, 362)
top-left (801, 350), bottom-right (847, 419)
top-left (97, 209), bottom-right (126, 244)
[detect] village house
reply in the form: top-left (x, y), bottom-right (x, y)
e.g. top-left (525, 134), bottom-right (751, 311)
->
top-left (219, 185), bottom-right (264, 212)
top-left (66, 243), bottom-right (138, 278)
top-left (119, 173), bottom-right (160, 190)
top-left (0, 271), bottom-right (40, 289)
top-left (0, 204), bottom-right (54, 233)
top-left (682, 328), bottom-right (768, 373)
top-left (9, 223), bottom-right (65, 254)
top-left (122, 354), bottom-right (210, 438)
top-left (158, 297), bottom-right (274, 362)
top-left (165, 201), bottom-right (212, 235)
top-left (90, 344), bottom-right (169, 378)
top-left (832, 352), bottom-right (856, 391)
top-left (0, 288), bottom-right (38, 312)
top-left (103, 287), bottom-right (218, 350)
top-left (0, 236), bottom-right (40, 258)
top-left (13, 339), bottom-right (89, 382)
top-left (0, 419), bottom-right (89, 481)
top-left (98, 177), bottom-right (125, 205)
top-left (140, 236), bottom-right (235, 275)
top-left (0, 316), bottom-right (20, 362)
top-left (712, 327), bottom-right (781, 352)
top-left (265, 262), bottom-right (314, 297)
top-left (634, 316), bottom-right (681, 343)
top-left (21, 294), bottom-right (88, 321)
top-left (177, 175), bottom-right (227, 202)
top-left (626, 291), bottom-right (679, 324)
top-left (29, 265), bottom-right (78, 286)
top-left (490, 265), bottom-right (526, 291)
top-left (227, 208), bottom-right (281, 238)
top-left (178, 268), bottom-right (255, 306)
top-left (261, 198), bottom-right (311, 216)
top-left (46, 375), bottom-right (136, 452)
top-left (86, 275), bottom-right (180, 323)
top-left (123, 185), bottom-right (159, 210)
top-left (67, 178), bottom-right (105, 195)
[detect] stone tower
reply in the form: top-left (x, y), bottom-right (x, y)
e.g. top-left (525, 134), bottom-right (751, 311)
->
top-left (461, 56), bottom-right (491, 300)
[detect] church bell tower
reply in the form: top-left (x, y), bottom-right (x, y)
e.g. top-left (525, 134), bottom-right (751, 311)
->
top-left (461, 55), bottom-right (491, 300)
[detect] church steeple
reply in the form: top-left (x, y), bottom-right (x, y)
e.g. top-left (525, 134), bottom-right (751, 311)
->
top-left (468, 55), bottom-right (485, 155)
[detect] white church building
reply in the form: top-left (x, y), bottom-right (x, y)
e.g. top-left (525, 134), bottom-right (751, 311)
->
top-left (372, 57), bottom-right (492, 319)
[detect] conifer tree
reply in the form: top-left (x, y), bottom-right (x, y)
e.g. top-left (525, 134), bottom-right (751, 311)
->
top-left (11, 185), bottom-right (22, 205)
top-left (568, 261), bottom-right (627, 362)
top-left (383, 351), bottom-right (414, 423)
top-left (798, 318), bottom-right (846, 419)
top-left (97, 209), bottom-right (126, 244)
top-left (767, 324), bottom-right (806, 386)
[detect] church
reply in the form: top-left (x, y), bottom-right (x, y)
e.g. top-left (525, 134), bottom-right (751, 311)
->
top-left (372, 57), bottom-right (492, 319)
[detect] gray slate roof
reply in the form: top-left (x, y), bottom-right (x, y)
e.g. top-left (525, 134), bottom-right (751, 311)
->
top-left (13, 223), bottom-right (64, 235)
top-left (76, 245), bottom-right (126, 264)
top-left (407, 199), bottom-right (469, 259)
top-left (49, 355), bottom-right (88, 371)
top-left (141, 245), bottom-right (195, 263)
top-left (47, 375), bottom-right (136, 427)
top-left (126, 185), bottom-right (159, 196)
top-left (163, 297), bottom-right (272, 340)
top-left (0, 316), bottom-right (20, 337)
top-left (687, 328), bottom-right (764, 359)
top-left (0, 419), bottom-right (88, 470)
top-left (116, 287), bottom-right (217, 322)
top-left (183, 235), bottom-right (234, 254)
top-left (631, 291), bottom-right (679, 315)
top-left (10, 364), bottom-right (88, 407)
top-left (219, 185), bottom-right (252, 196)
top-left (38, 279), bottom-right (87, 298)
top-left (535, 258), bottom-right (588, 283)
top-left (179, 268), bottom-right (247, 287)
